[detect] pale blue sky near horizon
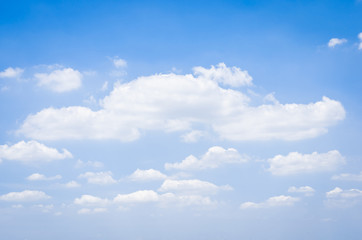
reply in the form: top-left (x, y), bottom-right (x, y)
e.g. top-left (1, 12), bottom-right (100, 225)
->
top-left (1, 0), bottom-right (362, 239)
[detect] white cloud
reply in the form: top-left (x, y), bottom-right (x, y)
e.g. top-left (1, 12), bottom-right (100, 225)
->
top-left (34, 67), bottom-right (82, 92)
top-left (0, 190), bottom-right (50, 202)
top-left (75, 159), bottom-right (103, 168)
top-left (18, 64), bottom-right (345, 142)
top-left (113, 57), bottom-right (127, 68)
top-left (33, 204), bottom-right (54, 213)
top-left (101, 81), bottom-right (108, 91)
top-left (165, 146), bottom-right (247, 171)
top-left (79, 171), bottom-right (117, 185)
top-left (193, 62), bottom-right (252, 87)
top-left (64, 181), bottom-right (81, 188)
top-left (128, 169), bottom-right (167, 181)
top-left (288, 186), bottom-right (315, 196)
top-left (74, 194), bottom-right (109, 206)
top-left (27, 173), bottom-right (62, 181)
top-left (358, 32), bottom-right (362, 50)
top-left (267, 150), bottom-right (345, 176)
top-left (325, 187), bottom-right (362, 207)
top-left (0, 67), bottom-right (24, 78)
top-left (114, 190), bottom-right (160, 204)
top-left (328, 38), bottom-right (347, 48)
top-left (158, 179), bottom-right (232, 195)
top-left (0, 140), bottom-right (72, 163)
top-left (240, 195), bottom-right (299, 209)
top-left (332, 171), bottom-right (362, 181)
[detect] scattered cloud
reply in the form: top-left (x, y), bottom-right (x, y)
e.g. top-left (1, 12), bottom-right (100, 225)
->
top-left (165, 146), bottom-right (247, 171)
top-left (0, 140), bottom-right (72, 164)
top-left (240, 195), bottom-right (299, 209)
top-left (267, 150), bottom-right (345, 176)
top-left (78, 208), bottom-right (107, 214)
top-left (101, 81), bottom-right (108, 91)
top-left (18, 64), bottom-right (345, 142)
top-left (325, 187), bottom-right (362, 207)
top-left (180, 130), bottom-right (205, 143)
top-left (158, 179), bottom-right (232, 195)
top-left (79, 171), bottom-right (117, 185)
top-left (0, 190), bottom-right (50, 202)
top-left (0, 67), bottom-right (24, 78)
top-left (114, 190), bottom-right (159, 204)
top-left (34, 67), bottom-right (82, 92)
top-left (33, 204), bottom-right (54, 213)
top-left (128, 169), bottom-right (167, 181)
top-left (288, 186), bottom-right (315, 196)
top-left (328, 38), bottom-right (347, 48)
top-left (27, 173), bottom-right (62, 181)
top-left (358, 32), bottom-right (362, 50)
top-left (332, 171), bottom-right (362, 181)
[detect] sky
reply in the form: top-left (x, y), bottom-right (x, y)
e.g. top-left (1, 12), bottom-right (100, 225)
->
top-left (0, 0), bottom-right (362, 239)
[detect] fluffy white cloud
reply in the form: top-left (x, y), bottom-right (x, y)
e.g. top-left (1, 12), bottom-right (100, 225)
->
top-left (74, 194), bottom-right (109, 206)
top-left (267, 150), bottom-right (345, 176)
top-left (27, 173), bottom-right (62, 181)
top-left (34, 67), bottom-right (82, 92)
top-left (180, 130), bottom-right (205, 143)
top-left (79, 171), bottom-right (117, 185)
top-left (328, 38), bottom-right (347, 48)
top-left (114, 190), bottom-right (159, 203)
top-left (0, 67), bottom-right (24, 78)
top-left (165, 146), bottom-right (247, 171)
top-left (0, 190), bottom-right (50, 202)
top-left (64, 181), bottom-right (81, 188)
top-left (325, 187), bottom-right (362, 207)
top-left (288, 186), bottom-right (315, 196)
top-left (18, 64), bottom-right (345, 142)
top-left (240, 195), bottom-right (299, 209)
top-left (128, 169), bottom-right (167, 181)
top-left (0, 140), bottom-right (72, 163)
top-left (158, 179), bottom-right (232, 195)
top-left (332, 171), bottom-right (362, 181)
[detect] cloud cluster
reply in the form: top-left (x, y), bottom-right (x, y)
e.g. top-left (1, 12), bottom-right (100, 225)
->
top-left (267, 150), bottom-right (345, 176)
top-left (240, 195), bottom-right (299, 209)
top-left (0, 140), bottom-right (72, 163)
top-left (18, 64), bottom-right (345, 142)
top-left (165, 146), bottom-right (247, 171)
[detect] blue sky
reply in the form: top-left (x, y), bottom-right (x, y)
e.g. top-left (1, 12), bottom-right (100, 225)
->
top-left (1, 0), bottom-right (362, 239)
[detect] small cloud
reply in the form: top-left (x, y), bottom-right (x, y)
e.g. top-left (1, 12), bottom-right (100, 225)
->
top-left (75, 159), bottom-right (103, 168)
top-left (79, 171), bottom-right (117, 185)
top-left (158, 179), bottom-right (232, 195)
top-left (358, 32), bottom-right (362, 50)
top-left (77, 208), bottom-right (107, 214)
top-left (288, 186), bottom-right (315, 196)
top-left (332, 171), bottom-right (362, 181)
top-left (0, 190), bottom-right (51, 202)
top-left (0, 67), bottom-right (24, 78)
top-left (64, 181), bottom-right (81, 188)
top-left (181, 130), bottom-right (205, 143)
top-left (0, 140), bottom-right (72, 164)
top-left (240, 195), bottom-right (299, 209)
top-left (74, 195), bottom-right (109, 206)
top-left (27, 173), bottom-right (62, 181)
top-left (325, 187), bottom-right (362, 207)
top-left (34, 67), bottom-right (82, 92)
top-left (128, 169), bottom-right (167, 181)
top-left (101, 81), bottom-right (108, 91)
top-left (328, 38), bottom-right (347, 48)
top-left (113, 57), bottom-right (127, 68)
